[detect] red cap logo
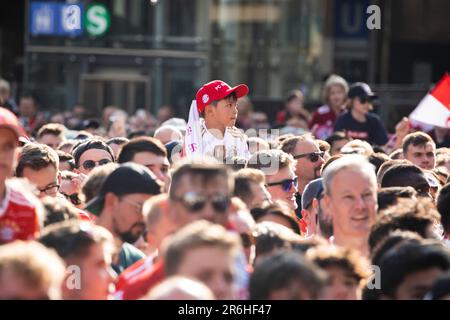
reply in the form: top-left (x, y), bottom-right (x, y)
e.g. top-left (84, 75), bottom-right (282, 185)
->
top-left (195, 80), bottom-right (249, 113)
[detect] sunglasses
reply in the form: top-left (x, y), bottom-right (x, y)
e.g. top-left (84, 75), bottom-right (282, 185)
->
top-left (293, 151), bottom-right (324, 162)
top-left (173, 192), bottom-right (230, 214)
top-left (81, 158), bottom-right (112, 170)
top-left (266, 176), bottom-right (298, 192)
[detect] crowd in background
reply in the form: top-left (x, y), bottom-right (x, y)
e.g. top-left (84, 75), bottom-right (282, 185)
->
top-left (0, 73), bottom-right (450, 300)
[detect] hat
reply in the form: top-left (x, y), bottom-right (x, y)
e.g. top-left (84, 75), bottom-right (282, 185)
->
top-left (301, 178), bottom-right (324, 210)
top-left (195, 80), bottom-right (249, 113)
top-left (348, 82), bottom-right (378, 100)
top-left (84, 163), bottom-right (162, 216)
top-left (0, 107), bottom-right (26, 140)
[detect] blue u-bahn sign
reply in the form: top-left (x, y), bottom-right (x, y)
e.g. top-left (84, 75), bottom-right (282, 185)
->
top-left (30, 2), bottom-right (84, 36)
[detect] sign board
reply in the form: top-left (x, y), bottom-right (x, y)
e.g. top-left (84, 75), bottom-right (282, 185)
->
top-left (85, 4), bottom-right (111, 37)
top-left (30, 2), bottom-right (111, 37)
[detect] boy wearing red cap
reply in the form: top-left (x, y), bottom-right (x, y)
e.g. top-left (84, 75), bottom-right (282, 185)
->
top-left (0, 107), bottom-right (42, 244)
top-left (184, 80), bottom-right (250, 160)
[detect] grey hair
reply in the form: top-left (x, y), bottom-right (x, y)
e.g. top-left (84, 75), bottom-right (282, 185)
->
top-left (322, 155), bottom-right (377, 195)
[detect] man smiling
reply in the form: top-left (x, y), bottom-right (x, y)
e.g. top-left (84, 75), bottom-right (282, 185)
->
top-left (322, 155), bottom-right (378, 257)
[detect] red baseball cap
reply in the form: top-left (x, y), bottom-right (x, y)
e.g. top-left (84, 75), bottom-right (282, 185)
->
top-left (195, 80), bottom-right (249, 113)
top-left (0, 107), bottom-right (26, 141)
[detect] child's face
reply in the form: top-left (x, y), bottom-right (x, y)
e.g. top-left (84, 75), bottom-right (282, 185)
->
top-left (211, 96), bottom-right (238, 128)
top-left (0, 128), bottom-right (18, 183)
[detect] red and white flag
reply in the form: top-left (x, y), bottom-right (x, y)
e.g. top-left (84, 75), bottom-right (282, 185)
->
top-left (409, 73), bottom-right (450, 128)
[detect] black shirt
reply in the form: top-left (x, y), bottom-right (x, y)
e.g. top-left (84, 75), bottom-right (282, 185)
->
top-left (334, 111), bottom-right (389, 146)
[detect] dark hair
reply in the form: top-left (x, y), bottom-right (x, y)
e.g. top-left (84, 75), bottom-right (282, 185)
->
top-left (106, 137), bottom-right (129, 146)
top-left (369, 198), bottom-right (440, 251)
top-left (326, 131), bottom-right (351, 146)
top-left (368, 152), bottom-right (390, 174)
top-left (377, 159), bottom-right (410, 183)
top-left (380, 163), bottom-right (425, 188)
top-left (437, 183), bottom-right (450, 235)
top-left (251, 221), bottom-right (296, 259)
top-left (249, 251), bottom-right (326, 300)
top-left (16, 143), bottom-right (59, 177)
top-left (402, 132), bottom-right (435, 154)
top-left (377, 187), bottom-right (417, 211)
top-left (426, 271), bottom-right (450, 300)
top-left (251, 201), bottom-right (300, 235)
top-left (363, 231), bottom-right (424, 300)
top-left (72, 139), bottom-right (115, 168)
top-left (41, 196), bottom-right (79, 227)
top-left (378, 241), bottom-right (450, 299)
top-left (37, 123), bottom-right (65, 139)
top-left (39, 220), bottom-right (111, 259)
top-left (118, 137), bottom-right (167, 164)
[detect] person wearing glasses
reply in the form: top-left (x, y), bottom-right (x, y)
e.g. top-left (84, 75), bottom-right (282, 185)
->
top-left (72, 138), bottom-right (115, 176)
top-left (334, 82), bottom-right (389, 147)
top-left (16, 142), bottom-right (61, 199)
top-left (84, 163), bottom-right (163, 274)
top-left (247, 149), bottom-right (298, 212)
top-left (114, 160), bottom-right (235, 300)
top-left (280, 134), bottom-right (325, 196)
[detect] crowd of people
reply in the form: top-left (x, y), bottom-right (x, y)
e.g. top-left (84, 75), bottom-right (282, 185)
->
top-left (0, 74), bottom-right (450, 300)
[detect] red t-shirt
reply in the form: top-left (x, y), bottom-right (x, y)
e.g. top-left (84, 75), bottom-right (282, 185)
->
top-left (309, 105), bottom-right (340, 140)
top-left (114, 259), bottom-right (165, 300)
top-left (0, 183), bottom-right (41, 244)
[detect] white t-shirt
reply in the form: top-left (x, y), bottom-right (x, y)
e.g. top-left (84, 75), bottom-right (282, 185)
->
top-left (200, 119), bottom-right (250, 160)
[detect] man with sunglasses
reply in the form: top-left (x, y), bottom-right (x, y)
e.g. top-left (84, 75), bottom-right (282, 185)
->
top-left (85, 163), bottom-right (162, 274)
top-left (114, 161), bottom-right (236, 300)
top-left (334, 82), bottom-right (389, 147)
top-left (168, 161), bottom-right (233, 228)
top-left (16, 142), bottom-right (61, 198)
top-left (72, 138), bottom-right (115, 175)
top-left (248, 149), bottom-right (298, 212)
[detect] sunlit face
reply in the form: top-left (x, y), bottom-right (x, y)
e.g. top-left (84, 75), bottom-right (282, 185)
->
top-left (208, 96), bottom-right (238, 128)
top-left (132, 152), bottom-right (170, 187)
top-left (404, 142), bottom-right (436, 170)
top-left (170, 174), bottom-right (230, 228)
top-left (22, 165), bottom-right (59, 198)
top-left (265, 166), bottom-right (298, 211)
top-left (111, 193), bottom-right (152, 242)
top-left (175, 246), bottom-right (235, 300)
top-left (76, 149), bottom-right (114, 175)
top-left (292, 140), bottom-right (325, 182)
top-left (324, 169), bottom-right (377, 239)
top-left (327, 85), bottom-right (347, 109)
top-left (65, 242), bottom-right (116, 300)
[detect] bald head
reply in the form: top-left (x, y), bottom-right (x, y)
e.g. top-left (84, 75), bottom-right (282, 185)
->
top-left (154, 125), bottom-right (182, 144)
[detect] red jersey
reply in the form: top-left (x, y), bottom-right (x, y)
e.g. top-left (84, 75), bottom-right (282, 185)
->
top-left (0, 182), bottom-right (41, 244)
top-left (114, 258), bottom-right (165, 300)
top-left (309, 105), bottom-right (340, 140)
